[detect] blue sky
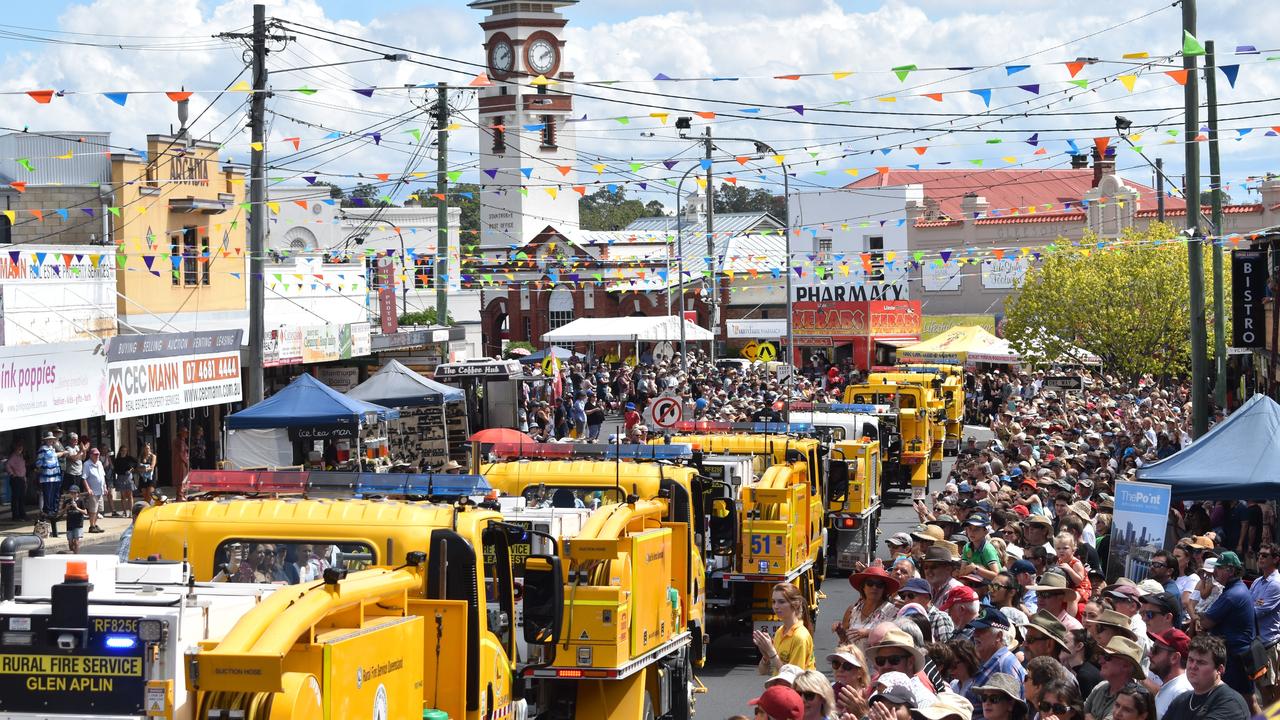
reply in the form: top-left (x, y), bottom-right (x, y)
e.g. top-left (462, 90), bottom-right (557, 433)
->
top-left (1, 0), bottom-right (1277, 215)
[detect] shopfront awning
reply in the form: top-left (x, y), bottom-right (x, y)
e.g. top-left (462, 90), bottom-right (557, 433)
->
top-left (541, 315), bottom-right (713, 343)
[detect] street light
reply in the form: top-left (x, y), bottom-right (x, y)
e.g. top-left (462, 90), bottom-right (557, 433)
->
top-left (673, 161), bottom-right (702, 374)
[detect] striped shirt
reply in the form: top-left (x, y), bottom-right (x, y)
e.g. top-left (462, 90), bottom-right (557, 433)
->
top-left (36, 445), bottom-right (60, 484)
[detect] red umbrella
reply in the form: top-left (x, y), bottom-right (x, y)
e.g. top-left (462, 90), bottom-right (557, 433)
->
top-left (469, 428), bottom-right (535, 444)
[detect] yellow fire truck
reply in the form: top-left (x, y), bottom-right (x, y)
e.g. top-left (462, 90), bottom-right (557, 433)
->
top-left (842, 381), bottom-right (938, 504)
top-left (121, 469), bottom-right (697, 720)
top-left (883, 364), bottom-right (968, 454)
top-left (650, 423), bottom-right (826, 640)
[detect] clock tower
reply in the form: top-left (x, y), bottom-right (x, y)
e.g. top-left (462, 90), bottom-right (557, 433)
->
top-left (470, 0), bottom-right (580, 257)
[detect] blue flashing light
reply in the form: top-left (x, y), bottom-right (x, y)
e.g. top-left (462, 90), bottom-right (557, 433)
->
top-left (355, 473), bottom-right (491, 497)
top-left (104, 635), bottom-right (137, 650)
top-left (745, 422), bottom-right (813, 434)
top-left (490, 442), bottom-right (692, 460)
top-left (818, 403), bottom-right (881, 414)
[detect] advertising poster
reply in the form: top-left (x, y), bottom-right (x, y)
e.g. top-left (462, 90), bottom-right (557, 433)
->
top-left (0, 340), bottom-right (105, 432)
top-left (1108, 479), bottom-right (1172, 582)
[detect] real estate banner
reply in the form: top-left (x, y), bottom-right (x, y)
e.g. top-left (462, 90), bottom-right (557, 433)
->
top-left (1108, 479), bottom-right (1172, 583)
top-left (104, 331), bottom-right (243, 420)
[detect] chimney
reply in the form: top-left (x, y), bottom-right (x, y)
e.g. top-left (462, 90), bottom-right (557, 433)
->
top-left (905, 199), bottom-right (925, 222)
top-left (1091, 147), bottom-right (1116, 188)
top-left (960, 192), bottom-right (989, 218)
top-left (1070, 154), bottom-right (1090, 170)
top-left (1261, 175), bottom-right (1280, 209)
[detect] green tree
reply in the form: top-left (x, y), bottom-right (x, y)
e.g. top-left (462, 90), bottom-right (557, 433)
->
top-left (449, 183), bottom-right (482, 235)
top-left (712, 182), bottom-right (787, 222)
top-left (1003, 222), bottom-right (1227, 379)
top-left (342, 183), bottom-right (393, 208)
top-left (579, 187), bottom-right (657, 230)
top-left (398, 307), bottom-right (455, 326)
top-left (314, 181), bottom-right (345, 201)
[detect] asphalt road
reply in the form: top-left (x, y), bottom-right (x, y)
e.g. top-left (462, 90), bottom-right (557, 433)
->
top-left (692, 425), bottom-right (992, 720)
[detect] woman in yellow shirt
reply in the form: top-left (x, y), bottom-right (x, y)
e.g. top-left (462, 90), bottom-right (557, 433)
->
top-left (754, 582), bottom-right (816, 674)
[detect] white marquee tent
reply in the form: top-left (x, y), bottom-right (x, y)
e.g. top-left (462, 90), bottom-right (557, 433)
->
top-left (542, 315), bottom-right (714, 343)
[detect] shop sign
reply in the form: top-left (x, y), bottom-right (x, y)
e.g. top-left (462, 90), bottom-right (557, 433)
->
top-left (921, 315), bottom-right (996, 339)
top-left (980, 257), bottom-right (1030, 289)
top-left (0, 340), bottom-right (106, 432)
top-left (726, 319), bottom-right (786, 338)
top-left (791, 300), bottom-right (921, 341)
top-left (288, 424), bottom-right (357, 441)
top-left (791, 278), bottom-right (907, 303)
top-left (376, 256), bottom-right (398, 336)
top-left (268, 323), bottom-right (372, 365)
top-left (433, 359), bottom-right (522, 380)
top-left (1232, 250), bottom-right (1266, 348)
top-left (263, 326), bottom-right (304, 366)
top-left (104, 352), bottom-right (241, 420)
top-left (316, 366), bottom-right (360, 392)
top-left (372, 329), bottom-right (431, 352)
top-left (103, 331), bottom-right (244, 421)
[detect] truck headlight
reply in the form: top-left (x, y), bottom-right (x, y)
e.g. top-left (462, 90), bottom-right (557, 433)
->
top-left (138, 619), bottom-right (165, 643)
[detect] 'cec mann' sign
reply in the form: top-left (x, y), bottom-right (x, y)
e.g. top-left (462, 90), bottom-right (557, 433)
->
top-left (1232, 250), bottom-right (1266, 348)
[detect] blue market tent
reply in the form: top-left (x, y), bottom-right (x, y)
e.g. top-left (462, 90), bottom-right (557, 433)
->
top-left (227, 373), bottom-right (398, 429)
top-left (1136, 393), bottom-right (1280, 500)
top-left (346, 359), bottom-right (464, 407)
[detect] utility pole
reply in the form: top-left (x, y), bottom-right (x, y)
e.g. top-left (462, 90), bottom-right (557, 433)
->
top-left (1156, 158), bottom-right (1165, 222)
top-left (217, 5), bottom-right (290, 404)
top-left (434, 84), bottom-right (449, 325)
top-left (704, 127), bottom-right (717, 362)
top-left (1183, 0), bottom-right (1208, 436)
top-left (1205, 40), bottom-right (1227, 409)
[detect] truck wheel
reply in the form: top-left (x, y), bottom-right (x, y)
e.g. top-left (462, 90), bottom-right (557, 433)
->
top-left (667, 647), bottom-right (692, 720)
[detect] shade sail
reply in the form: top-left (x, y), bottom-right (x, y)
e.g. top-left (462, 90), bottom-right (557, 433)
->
top-left (541, 315), bottom-right (713, 343)
top-left (1137, 394), bottom-right (1280, 500)
top-left (226, 373), bottom-right (398, 429)
top-left (518, 346), bottom-right (585, 364)
top-left (896, 325), bottom-right (1019, 365)
top-left (346, 359), bottom-right (464, 407)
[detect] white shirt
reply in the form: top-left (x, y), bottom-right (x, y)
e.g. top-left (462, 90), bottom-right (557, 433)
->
top-left (84, 459), bottom-right (106, 496)
top-left (1155, 673), bottom-right (1192, 717)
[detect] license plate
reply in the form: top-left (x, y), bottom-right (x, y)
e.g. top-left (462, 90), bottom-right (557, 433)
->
top-left (753, 620), bottom-right (782, 639)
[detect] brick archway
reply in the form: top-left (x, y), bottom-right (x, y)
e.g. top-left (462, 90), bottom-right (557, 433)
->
top-left (481, 296), bottom-right (508, 357)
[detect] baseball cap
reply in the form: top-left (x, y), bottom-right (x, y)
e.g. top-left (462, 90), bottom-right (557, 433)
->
top-left (1010, 559), bottom-right (1036, 575)
top-left (749, 685), bottom-right (804, 720)
top-left (968, 606), bottom-right (1012, 632)
top-left (939, 585), bottom-right (979, 611)
top-left (1218, 551), bottom-right (1244, 569)
top-left (888, 532), bottom-right (913, 548)
top-left (870, 685), bottom-right (917, 708)
top-left (1148, 628), bottom-right (1191, 658)
top-left (766, 663), bottom-right (803, 687)
top-left (900, 578), bottom-right (933, 596)
top-left (1140, 591), bottom-right (1178, 616)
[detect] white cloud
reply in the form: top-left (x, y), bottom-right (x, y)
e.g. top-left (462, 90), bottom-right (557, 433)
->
top-left (0, 0), bottom-right (1275, 212)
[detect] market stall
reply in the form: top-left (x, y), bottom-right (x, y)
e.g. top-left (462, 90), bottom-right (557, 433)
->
top-left (895, 325), bottom-right (1020, 366)
top-left (541, 315), bottom-right (713, 364)
top-left (224, 373), bottom-right (399, 471)
top-left (346, 359), bottom-right (469, 470)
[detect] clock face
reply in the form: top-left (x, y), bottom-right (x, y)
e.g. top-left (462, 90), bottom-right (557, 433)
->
top-left (489, 40), bottom-right (513, 74)
top-left (527, 38), bottom-right (557, 74)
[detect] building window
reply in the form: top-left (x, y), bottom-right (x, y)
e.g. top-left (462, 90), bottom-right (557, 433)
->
top-left (868, 235), bottom-right (884, 282)
top-left (492, 116), bottom-right (506, 155)
top-left (540, 115), bottom-right (556, 149)
top-left (523, 316), bottom-right (532, 341)
top-left (200, 231), bottom-right (210, 285)
top-left (171, 227), bottom-right (202, 287)
top-left (548, 286), bottom-right (573, 330)
top-left (0, 212), bottom-right (10, 244)
top-left (414, 256), bottom-right (433, 289)
top-left (817, 237), bottom-right (832, 257)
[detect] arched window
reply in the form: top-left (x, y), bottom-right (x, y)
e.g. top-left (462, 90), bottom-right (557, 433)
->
top-left (548, 286), bottom-right (574, 331)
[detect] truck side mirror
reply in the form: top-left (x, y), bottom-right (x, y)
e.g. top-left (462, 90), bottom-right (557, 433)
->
top-left (827, 460), bottom-right (849, 505)
top-left (709, 497), bottom-right (739, 556)
top-left (522, 554), bottom-right (563, 645)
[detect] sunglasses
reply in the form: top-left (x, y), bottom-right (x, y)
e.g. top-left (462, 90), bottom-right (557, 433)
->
top-left (988, 583), bottom-right (1016, 591)
top-left (1261, 552), bottom-right (1274, 558)
top-left (1039, 702), bottom-right (1070, 714)
top-left (1141, 610), bottom-right (1163, 619)
top-left (865, 579), bottom-right (887, 589)
top-left (899, 592), bottom-right (929, 601)
top-left (875, 654), bottom-right (910, 667)
top-left (800, 691), bottom-right (821, 702)
top-left (1148, 561), bottom-right (1167, 568)
top-left (980, 694), bottom-right (1010, 704)
top-left (832, 659), bottom-right (858, 671)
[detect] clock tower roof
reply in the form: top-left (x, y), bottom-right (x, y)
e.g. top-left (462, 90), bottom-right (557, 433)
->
top-left (468, 0), bottom-right (577, 10)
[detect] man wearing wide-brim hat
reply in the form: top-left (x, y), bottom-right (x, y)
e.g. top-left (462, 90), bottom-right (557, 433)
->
top-left (1021, 610), bottom-right (1069, 661)
top-left (1028, 571), bottom-right (1082, 631)
top-left (1083, 636), bottom-right (1144, 720)
top-left (972, 672), bottom-right (1027, 720)
top-left (921, 544), bottom-right (963, 607)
